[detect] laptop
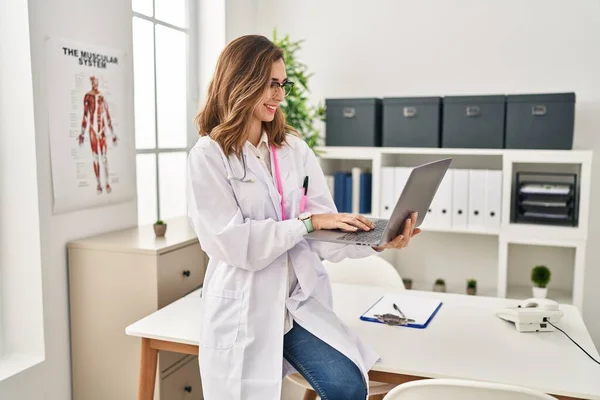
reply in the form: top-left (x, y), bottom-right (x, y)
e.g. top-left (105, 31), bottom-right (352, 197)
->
top-left (305, 157), bottom-right (452, 246)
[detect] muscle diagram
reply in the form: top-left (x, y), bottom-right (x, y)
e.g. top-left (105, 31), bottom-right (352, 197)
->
top-left (78, 76), bottom-right (118, 194)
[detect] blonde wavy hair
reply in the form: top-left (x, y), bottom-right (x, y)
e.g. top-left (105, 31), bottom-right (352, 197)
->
top-left (195, 35), bottom-right (296, 157)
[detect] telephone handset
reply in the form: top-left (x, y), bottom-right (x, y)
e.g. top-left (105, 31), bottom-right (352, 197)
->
top-left (496, 297), bottom-right (563, 332)
top-left (517, 297), bottom-right (559, 311)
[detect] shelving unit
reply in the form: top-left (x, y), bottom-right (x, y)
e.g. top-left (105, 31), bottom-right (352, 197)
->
top-left (315, 146), bottom-right (593, 311)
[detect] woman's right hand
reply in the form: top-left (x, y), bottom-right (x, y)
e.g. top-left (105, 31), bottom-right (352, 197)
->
top-left (311, 213), bottom-right (376, 232)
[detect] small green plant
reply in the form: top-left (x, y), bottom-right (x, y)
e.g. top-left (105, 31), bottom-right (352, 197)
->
top-left (467, 279), bottom-right (477, 289)
top-left (272, 29), bottom-right (325, 152)
top-left (155, 220), bottom-right (164, 225)
top-left (531, 265), bottom-right (551, 288)
top-left (433, 278), bottom-right (446, 292)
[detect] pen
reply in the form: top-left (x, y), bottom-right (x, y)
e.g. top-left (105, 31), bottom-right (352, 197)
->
top-left (393, 303), bottom-right (416, 323)
top-left (300, 176), bottom-right (309, 213)
top-left (393, 303), bottom-right (406, 319)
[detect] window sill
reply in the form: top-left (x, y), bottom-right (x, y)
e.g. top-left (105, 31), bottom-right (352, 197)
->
top-left (0, 352), bottom-right (44, 382)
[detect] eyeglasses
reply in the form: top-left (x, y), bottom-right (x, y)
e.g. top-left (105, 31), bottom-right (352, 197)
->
top-left (269, 80), bottom-right (294, 97)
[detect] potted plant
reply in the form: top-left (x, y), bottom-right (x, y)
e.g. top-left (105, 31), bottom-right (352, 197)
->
top-left (466, 279), bottom-right (477, 295)
top-left (272, 30), bottom-right (325, 153)
top-left (531, 265), bottom-right (551, 298)
top-left (153, 219), bottom-right (167, 237)
top-left (433, 278), bottom-right (446, 292)
top-left (402, 278), bottom-right (413, 290)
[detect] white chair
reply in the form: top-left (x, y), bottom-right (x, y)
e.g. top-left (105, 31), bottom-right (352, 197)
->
top-left (322, 255), bottom-right (406, 290)
top-left (382, 378), bottom-right (558, 400)
top-left (286, 255), bottom-right (403, 400)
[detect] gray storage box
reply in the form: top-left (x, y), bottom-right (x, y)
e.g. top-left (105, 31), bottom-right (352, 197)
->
top-left (382, 97), bottom-right (442, 147)
top-left (325, 98), bottom-right (382, 147)
top-left (442, 95), bottom-right (506, 148)
top-left (505, 92), bottom-right (575, 150)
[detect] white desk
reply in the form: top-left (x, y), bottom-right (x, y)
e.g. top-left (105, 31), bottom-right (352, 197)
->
top-left (126, 284), bottom-right (600, 400)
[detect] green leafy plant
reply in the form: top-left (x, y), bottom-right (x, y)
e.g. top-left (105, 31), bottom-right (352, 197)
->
top-left (155, 219), bottom-right (164, 225)
top-left (272, 29), bottom-right (325, 152)
top-left (467, 279), bottom-right (477, 289)
top-left (531, 265), bottom-right (551, 288)
top-left (435, 278), bottom-right (445, 286)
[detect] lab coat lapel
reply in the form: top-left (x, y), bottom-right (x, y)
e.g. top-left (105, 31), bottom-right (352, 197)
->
top-left (269, 144), bottom-right (291, 187)
top-left (243, 143), bottom-right (285, 221)
top-left (269, 144), bottom-right (291, 219)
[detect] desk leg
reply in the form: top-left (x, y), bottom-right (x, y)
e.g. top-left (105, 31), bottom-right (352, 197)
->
top-left (138, 338), bottom-right (158, 400)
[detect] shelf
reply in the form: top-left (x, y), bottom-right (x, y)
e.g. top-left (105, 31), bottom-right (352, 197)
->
top-left (502, 223), bottom-right (586, 245)
top-left (316, 147), bottom-right (378, 160)
top-left (317, 144), bottom-right (591, 312)
top-left (316, 146), bottom-right (593, 163)
top-left (362, 219), bottom-right (499, 236)
top-left (380, 147), bottom-right (505, 156)
top-left (506, 286), bottom-right (573, 305)
top-left (353, 222), bottom-right (581, 242)
top-left (421, 226), bottom-right (500, 236)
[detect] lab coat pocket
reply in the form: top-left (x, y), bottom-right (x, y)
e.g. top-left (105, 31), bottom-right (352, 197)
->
top-left (287, 188), bottom-right (304, 220)
top-left (202, 289), bottom-right (244, 350)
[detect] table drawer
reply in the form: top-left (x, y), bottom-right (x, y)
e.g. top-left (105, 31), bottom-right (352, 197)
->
top-left (157, 243), bottom-right (206, 309)
top-left (160, 351), bottom-right (187, 375)
top-left (161, 356), bottom-right (203, 400)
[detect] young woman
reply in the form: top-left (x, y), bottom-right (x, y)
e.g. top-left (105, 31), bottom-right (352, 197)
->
top-left (186, 35), bottom-right (420, 400)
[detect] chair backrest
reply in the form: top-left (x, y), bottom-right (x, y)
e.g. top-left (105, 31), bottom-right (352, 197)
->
top-left (322, 255), bottom-right (405, 290)
top-left (382, 379), bottom-right (557, 400)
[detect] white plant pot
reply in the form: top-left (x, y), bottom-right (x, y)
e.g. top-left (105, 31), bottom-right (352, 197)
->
top-left (433, 284), bottom-right (446, 293)
top-left (532, 287), bottom-right (547, 299)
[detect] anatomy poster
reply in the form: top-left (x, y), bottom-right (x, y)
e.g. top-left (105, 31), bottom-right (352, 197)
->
top-left (46, 37), bottom-right (135, 214)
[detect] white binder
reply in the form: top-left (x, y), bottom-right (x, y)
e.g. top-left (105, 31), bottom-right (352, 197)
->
top-left (325, 175), bottom-right (334, 197)
top-left (468, 169), bottom-right (487, 231)
top-left (485, 170), bottom-right (502, 230)
top-left (395, 167), bottom-right (411, 198)
top-left (380, 167), bottom-right (396, 219)
top-left (393, 167), bottom-right (411, 218)
top-left (431, 169), bottom-right (453, 229)
top-left (451, 169), bottom-right (469, 230)
top-left (351, 167), bottom-right (362, 214)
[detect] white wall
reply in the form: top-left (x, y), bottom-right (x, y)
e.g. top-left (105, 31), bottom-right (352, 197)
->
top-left (199, 0), bottom-right (226, 99)
top-left (0, 0), bottom-right (137, 398)
top-left (227, 0), bottom-right (600, 349)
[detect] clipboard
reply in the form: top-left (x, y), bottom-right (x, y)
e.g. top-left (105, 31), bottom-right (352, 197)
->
top-left (360, 293), bottom-right (443, 329)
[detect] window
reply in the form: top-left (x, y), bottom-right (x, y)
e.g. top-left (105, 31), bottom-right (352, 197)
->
top-left (132, 0), bottom-right (198, 225)
top-left (0, 0), bottom-right (46, 380)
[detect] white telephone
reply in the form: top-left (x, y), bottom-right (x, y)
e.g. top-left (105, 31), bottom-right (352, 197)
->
top-left (495, 298), bottom-right (564, 332)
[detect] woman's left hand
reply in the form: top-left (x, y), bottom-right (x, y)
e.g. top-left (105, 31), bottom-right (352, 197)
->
top-left (372, 212), bottom-right (421, 252)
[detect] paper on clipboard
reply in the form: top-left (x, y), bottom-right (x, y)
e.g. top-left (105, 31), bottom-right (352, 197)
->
top-left (360, 293), bottom-right (443, 329)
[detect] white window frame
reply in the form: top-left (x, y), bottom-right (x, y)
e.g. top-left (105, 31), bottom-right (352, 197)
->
top-left (0, 0), bottom-right (46, 382)
top-left (133, 0), bottom-right (199, 223)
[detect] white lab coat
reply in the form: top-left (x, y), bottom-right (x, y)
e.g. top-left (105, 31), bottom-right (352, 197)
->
top-left (186, 134), bottom-right (380, 400)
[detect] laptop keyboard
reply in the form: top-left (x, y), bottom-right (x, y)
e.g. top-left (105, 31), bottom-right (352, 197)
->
top-left (338, 219), bottom-right (387, 243)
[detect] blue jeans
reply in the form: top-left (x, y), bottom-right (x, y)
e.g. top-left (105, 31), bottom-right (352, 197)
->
top-left (283, 322), bottom-right (367, 400)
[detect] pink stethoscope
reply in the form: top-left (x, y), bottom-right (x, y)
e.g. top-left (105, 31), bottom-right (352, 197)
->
top-left (271, 145), bottom-right (307, 220)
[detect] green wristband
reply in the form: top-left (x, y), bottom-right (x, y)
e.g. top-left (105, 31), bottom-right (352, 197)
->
top-left (301, 217), bottom-right (314, 233)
